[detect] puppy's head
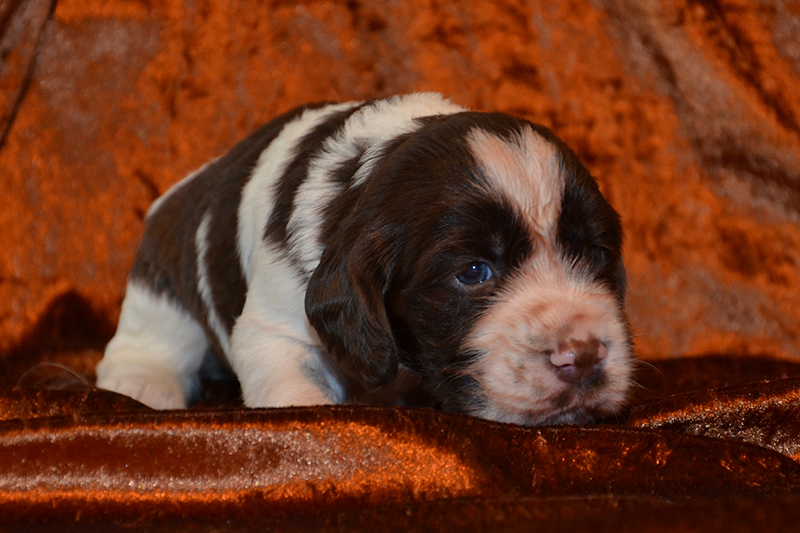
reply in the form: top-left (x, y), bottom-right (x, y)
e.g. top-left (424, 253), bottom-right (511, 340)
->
top-left (306, 112), bottom-right (632, 426)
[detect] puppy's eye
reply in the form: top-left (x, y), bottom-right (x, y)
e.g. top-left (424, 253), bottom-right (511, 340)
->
top-left (456, 262), bottom-right (493, 285)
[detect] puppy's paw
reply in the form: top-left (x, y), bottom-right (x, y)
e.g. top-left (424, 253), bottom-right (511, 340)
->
top-left (96, 372), bottom-right (187, 410)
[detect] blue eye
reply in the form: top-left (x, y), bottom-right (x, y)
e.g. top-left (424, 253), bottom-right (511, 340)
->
top-left (456, 262), bottom-right (493, 285)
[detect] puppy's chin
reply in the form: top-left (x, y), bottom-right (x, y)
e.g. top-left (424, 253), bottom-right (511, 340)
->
top-left (469, 390), bottom-right (625, 427)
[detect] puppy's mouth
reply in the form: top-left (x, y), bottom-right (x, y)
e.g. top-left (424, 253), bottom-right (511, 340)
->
top-left (523, 389), bottom-right (618, 426)
top-left (479, 384), bottom-right (612, 426)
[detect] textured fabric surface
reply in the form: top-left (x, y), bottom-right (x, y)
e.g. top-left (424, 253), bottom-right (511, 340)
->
top-left (2, 0), bottom-right (800, 530)
top-left (3, 359), bottom-right (800, 531)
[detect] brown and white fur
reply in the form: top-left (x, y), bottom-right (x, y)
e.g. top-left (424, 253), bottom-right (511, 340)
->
top-left (96, 93), bottom-right (633, 426)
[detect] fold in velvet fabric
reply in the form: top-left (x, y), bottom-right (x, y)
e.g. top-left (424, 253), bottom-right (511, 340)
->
top-left (2, 357), bottom-right (800, 531)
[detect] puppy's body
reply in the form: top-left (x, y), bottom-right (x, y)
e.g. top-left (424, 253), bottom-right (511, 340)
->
top-left (96, 93), bottom-right (633, 426)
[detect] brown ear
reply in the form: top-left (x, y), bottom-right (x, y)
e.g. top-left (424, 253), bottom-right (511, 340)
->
top-left (304, 236), bottom-right (399, 390)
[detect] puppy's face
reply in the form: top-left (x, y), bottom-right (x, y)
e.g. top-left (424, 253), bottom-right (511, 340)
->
top-left (306, 112), bottom-right (632, 426)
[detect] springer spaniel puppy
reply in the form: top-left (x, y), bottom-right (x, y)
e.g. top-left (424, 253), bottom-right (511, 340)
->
top-left (96, 93), bottom-right (633, 426)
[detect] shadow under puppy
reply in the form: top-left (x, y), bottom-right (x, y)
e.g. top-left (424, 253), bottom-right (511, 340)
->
top-left (96, 93), bottom-right (633, 426)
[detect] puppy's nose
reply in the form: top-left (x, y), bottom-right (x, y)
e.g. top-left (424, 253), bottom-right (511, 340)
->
top-left (548, 338), bottom-right (607, 384)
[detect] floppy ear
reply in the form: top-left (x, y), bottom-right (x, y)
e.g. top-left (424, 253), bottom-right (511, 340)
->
top-left (304, 234), bottom-right (399, 391)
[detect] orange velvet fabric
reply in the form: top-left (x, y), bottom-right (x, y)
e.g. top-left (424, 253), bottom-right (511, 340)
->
top-left (3, 358), bottom-right (800, 530)
top-left (2, 0), bottom-right (800, 529)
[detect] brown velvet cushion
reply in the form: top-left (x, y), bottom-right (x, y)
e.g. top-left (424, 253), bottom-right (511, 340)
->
top-left (2, 357), bottom-right (800, 530)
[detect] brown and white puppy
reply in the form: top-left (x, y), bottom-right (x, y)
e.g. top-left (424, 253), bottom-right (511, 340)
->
top-left (96, 93), bottom-right (633, 426)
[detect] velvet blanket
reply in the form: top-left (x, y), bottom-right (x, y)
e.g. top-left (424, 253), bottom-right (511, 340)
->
top-left (3, 357), bottom-right (800, 530)
top-left (2, 0), bottom-right (800, 530)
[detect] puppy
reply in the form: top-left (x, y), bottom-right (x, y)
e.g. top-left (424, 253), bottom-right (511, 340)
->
top-left (96, 93), bottom-right (633, 426)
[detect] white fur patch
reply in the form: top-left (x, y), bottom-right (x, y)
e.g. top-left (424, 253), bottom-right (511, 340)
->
top-left (237, 102), bottom-right (362, 284)
top-left (229, 243), bottom-right (338, 407)
top-left (96, 283), bottom-right (210, 409)
top-left (195, 210), bottom-right (232, 357)
top-left (467, 127), bottom-right (563, 242)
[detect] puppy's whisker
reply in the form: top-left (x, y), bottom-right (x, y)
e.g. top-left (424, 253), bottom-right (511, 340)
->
top-left (16, 362), bottom-right (91, 389)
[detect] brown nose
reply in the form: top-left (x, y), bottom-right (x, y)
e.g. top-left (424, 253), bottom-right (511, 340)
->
top-left (548, 338), bottom-right (607, 384)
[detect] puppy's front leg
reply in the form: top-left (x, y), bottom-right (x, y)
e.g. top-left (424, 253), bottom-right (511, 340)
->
top-left (230, 311), bottom-right (334, 407)
top-left (96, 283), bottom-right (210, 409)
top-left (229, 244), bottom-right (337, 407)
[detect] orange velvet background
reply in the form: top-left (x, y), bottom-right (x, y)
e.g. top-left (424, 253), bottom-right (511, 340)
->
top-left (2, 0), bottom-right (800, 383)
